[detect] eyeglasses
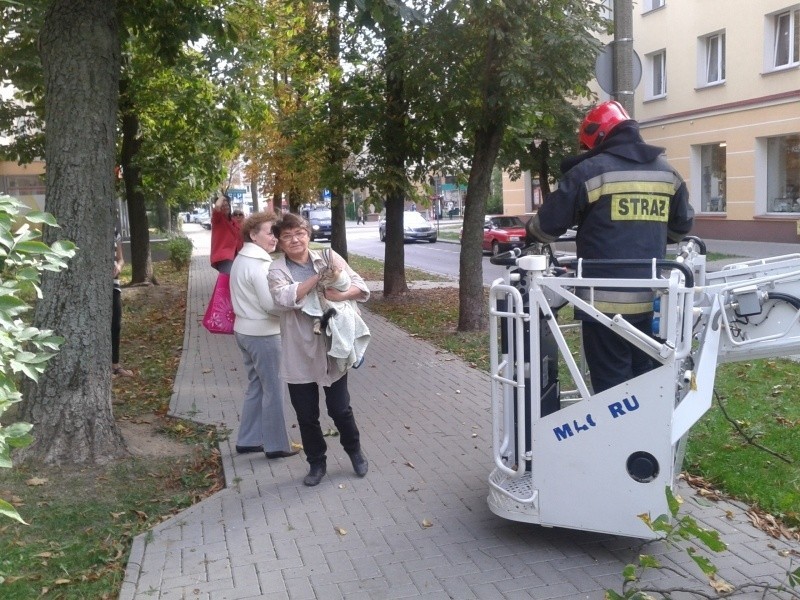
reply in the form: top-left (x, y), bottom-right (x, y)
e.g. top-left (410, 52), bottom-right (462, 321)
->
top-left (279, 231), bottom-right (309, 243)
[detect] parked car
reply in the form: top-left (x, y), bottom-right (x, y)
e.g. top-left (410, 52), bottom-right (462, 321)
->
top-left (301, 207), bottom-right (332, 241)
top-left (199, 214), bottom-right (211, 230)
top-left (190, 209), bottom-right (210, 224)
top-left (479, 215), bottom-right (528, 255)
top-left (379, 211), bottom-right (437, 243)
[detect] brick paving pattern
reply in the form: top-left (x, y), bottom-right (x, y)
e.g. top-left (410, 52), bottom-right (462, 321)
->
top-left (120, 246), bottom-right (798, 600)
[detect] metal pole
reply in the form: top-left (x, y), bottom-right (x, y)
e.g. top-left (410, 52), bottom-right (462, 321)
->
top-left (613, 0), bottom-right (635, 118)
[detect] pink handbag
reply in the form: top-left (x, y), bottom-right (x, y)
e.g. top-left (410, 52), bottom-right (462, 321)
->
top-left (202, 273), bottom-right (235, 334)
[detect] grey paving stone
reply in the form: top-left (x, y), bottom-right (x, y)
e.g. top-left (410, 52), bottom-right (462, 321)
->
top-left (119, 248), bottom-right (800, 599)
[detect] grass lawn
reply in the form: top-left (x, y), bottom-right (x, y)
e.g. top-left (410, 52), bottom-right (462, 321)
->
top-left (0, 262), bottom-right (224, 599)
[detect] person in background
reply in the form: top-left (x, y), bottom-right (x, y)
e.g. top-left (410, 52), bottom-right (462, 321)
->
top-left (356, 205), bottom-right (364, 225)
top-left (210, 193), bottom-right (244, 274)
top-left (525, 101), bottom-right (694, 393)
top-left (112, 228), bottom-right (133, 378)
top-left (229, 211), bottom-right (298, 459)
top-left (268, 213), bottom-right (370, 487)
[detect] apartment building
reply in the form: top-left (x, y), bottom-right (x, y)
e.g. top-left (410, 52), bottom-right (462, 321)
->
top-left (505, 0), bottom-right (800, 243)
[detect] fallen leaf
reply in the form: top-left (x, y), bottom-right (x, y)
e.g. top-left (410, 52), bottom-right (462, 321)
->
top-left (54, 578), bottom-right (71, 585)
top-left (334, 526), bottom-right (347, 536)
top-left (709, 577), bottom-right (734, 594)
top-left (421, 519), bottom-right (433, 528)
top-left (26, 477), bottom-right (48, 487)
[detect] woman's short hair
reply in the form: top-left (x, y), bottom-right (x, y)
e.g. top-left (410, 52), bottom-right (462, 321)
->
top-left (272, 212), bottom-right (311, 238)
top-left (241, 211), bottom-right (279, 242)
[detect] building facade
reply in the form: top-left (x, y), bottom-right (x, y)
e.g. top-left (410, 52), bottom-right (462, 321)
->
top-left (634, 0), bottom-right (800, 243)
top-left (504, 0), bottom-right (800, 243)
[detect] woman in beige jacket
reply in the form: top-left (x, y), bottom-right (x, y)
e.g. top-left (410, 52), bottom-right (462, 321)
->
top-left (268, 213), bottom-right (370, 487)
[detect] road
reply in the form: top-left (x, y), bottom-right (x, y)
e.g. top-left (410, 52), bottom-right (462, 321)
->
top-left (342, 221), bottom-right (525, 285)
top-left (185, 219), bottom-right (519, 286)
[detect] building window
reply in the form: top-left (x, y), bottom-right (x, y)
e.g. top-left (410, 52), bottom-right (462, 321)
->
top-left (699, 144), bottom-right (727, 213)
top-left (644, 0), bottom-right (665, 12)
top-left (646, 50), bottom-right (667, 99)
top-left (0, 174), bottom-right (46, 196)
top-left (766, 134), bottom-right (800, 213)
top-left (702, 33), bottom-right (726, 85)
top-left (600, 0), bottom-right (613, 21)
top-left (771, 8), bottom-right (800, 69)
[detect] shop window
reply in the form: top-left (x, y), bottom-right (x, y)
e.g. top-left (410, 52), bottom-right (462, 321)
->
top-left (766, 133), bottom-right (800, 213)
top-left (699, 144), bottom-right (727, 213)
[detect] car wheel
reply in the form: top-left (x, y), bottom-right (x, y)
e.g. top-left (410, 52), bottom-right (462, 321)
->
top-left (379, 229), bottom-right (385, 242)
top-left (492, 240), bottom-right (500, 256)
top-left (428, 237), bottom-right (437, 243)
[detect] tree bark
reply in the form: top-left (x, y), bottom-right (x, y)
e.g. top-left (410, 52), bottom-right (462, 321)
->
top-left (381, 17), bottom-right (408, 297)
top-left (120, 106), bottom-right (155, 284)
top-left (326, 2), bottom-right (348, 262)
top-left (458, 26), bottom-right (507, 331)
top-left (458, 123), bottom-right (505, 331)
top-left (20, 0), bottom-right (127, 465)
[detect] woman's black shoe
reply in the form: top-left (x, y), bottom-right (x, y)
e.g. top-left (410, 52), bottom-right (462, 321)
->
top-left (349, 451), bottom-right (369, 477)
top-left (265, 450), bottom-right (300, 459)
top-left (235, 445), bottom-right (263, 454)
top-left (303, 464), bottom-right (326, 486)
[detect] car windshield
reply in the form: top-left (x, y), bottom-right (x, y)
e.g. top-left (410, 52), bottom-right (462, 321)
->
top-left (491, 217), bottom-right (524, 228)
top-left (404, 212), bottom-right (429, 225)
top-left (307, 209), bottom-right (330, 219)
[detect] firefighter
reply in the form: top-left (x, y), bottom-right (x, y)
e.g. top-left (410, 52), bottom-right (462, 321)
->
top-left (525, 101), bottom-right (694, 393)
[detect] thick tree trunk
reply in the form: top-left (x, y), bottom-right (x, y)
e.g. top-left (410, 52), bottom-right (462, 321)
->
top-left (20, 0), bottom-right (127, 465)
top-left (458, 123), bottom-right (505, 331)
top-left (120, 108), bottom-right (155, 284)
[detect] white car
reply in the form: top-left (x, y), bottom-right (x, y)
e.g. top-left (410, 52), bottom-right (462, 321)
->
top-left (379, 211), bottom-right (437, 243)
top-left (191, 209), bottom-right (210, 224)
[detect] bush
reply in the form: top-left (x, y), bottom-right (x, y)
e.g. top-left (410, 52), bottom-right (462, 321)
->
top-left (0, 194), bottom-right (76, 530)
top-left (167, 236), bottom-right (193, 271)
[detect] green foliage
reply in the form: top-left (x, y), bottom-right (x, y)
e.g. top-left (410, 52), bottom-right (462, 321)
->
top-left (167, 235), bottom-right (193, 271)
top-left (0, 195), bottom-right (76, 529)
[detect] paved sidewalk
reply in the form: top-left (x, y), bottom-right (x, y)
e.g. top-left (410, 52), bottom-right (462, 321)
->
top-left (120, 249), bottom-right (798, 600)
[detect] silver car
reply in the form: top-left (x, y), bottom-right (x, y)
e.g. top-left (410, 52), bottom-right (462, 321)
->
top-left (379, 211), bottom-right (437, 243)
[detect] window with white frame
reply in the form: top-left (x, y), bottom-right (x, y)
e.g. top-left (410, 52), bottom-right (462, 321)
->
top-left (644, 0), bottom-right (665, 12)
top-left (702, 32), bottom-right (726, 85)
top-left (600, 0), bottom-right (613, 21)
top-left (766, 133), bottom-right (800, 213)
top-left (647, 50), bottom-right (667, 99)
top-left (770, 7), bottom-right (800, 69)
top-left (698, 144), bottom-right (727, 212)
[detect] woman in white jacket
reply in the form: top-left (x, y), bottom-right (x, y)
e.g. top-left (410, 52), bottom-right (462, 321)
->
top-left (229, 211), bottom-right (297, 459)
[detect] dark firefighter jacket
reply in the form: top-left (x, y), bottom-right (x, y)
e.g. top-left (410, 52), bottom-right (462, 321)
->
top-left (526, 123), bottom-right (694, 320)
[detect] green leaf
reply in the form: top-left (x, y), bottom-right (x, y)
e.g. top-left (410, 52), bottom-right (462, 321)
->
top-left (687, 548), bottom-right (718, 577)
top-left (665, 486), bottom-right (680, 517)
top-left (0, 498), bottom-right (27, 524)
top-left (24, 210), bottom-right (59, 226)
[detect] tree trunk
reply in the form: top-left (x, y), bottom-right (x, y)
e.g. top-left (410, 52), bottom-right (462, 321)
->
top-left (250, 178), bottom-right (260, 213)
top-left (381, 17), bottom-right (408, 297)
top-left (120, 109), bottom-right (155, 284)
top-left (330, 189), bottom-right (348, 261)
top-left (20, 0), bottom-right (127, 465)
top-left (326, 1), bottom-right (348, 263)
top-left (458, 123), bottom-right (505, 331)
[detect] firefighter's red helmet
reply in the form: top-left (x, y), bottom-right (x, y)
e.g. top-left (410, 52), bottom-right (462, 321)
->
top-left (579, 101), bottom-right (631, 150)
